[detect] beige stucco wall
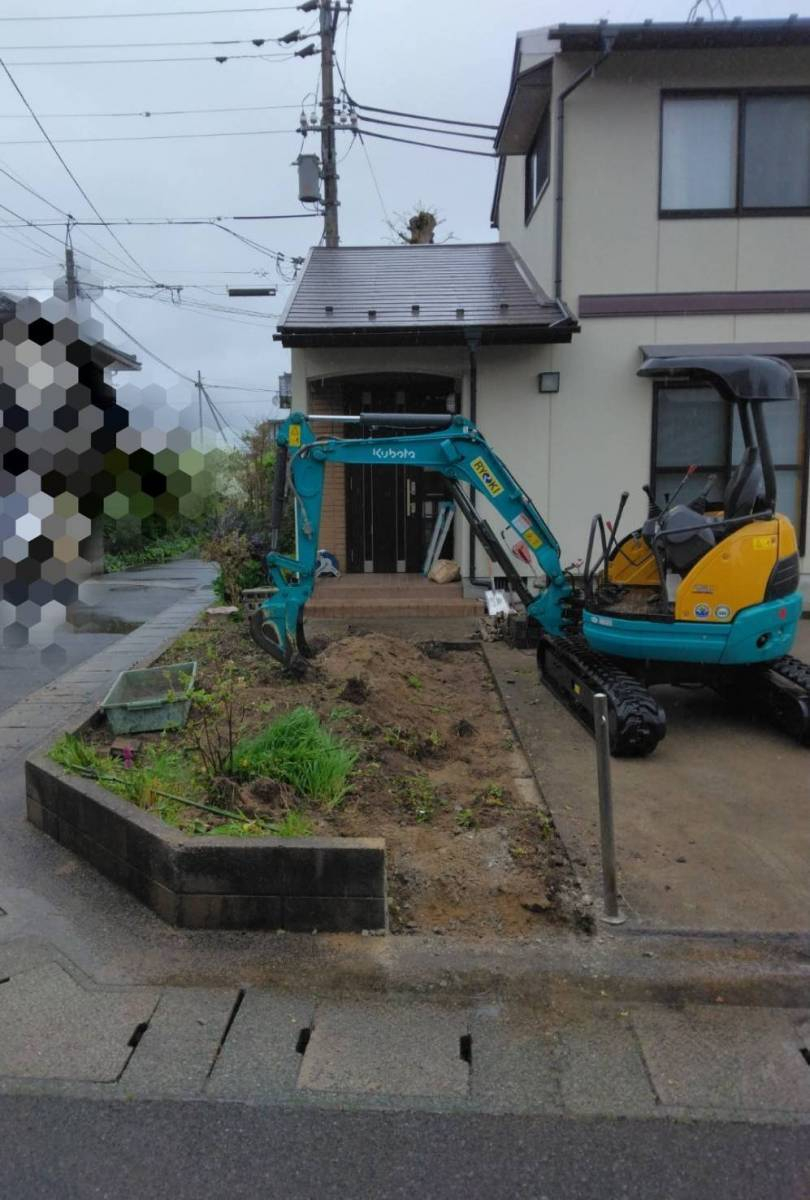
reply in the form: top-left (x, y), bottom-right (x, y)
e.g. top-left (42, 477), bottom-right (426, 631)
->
top-left (501, 46), bottom-right (810, 300)
top-left (493, 44), bottom-right (810, 588)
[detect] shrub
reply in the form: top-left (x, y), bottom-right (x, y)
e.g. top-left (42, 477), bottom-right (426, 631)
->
top-left (202, 530), bottom-right (258, 605)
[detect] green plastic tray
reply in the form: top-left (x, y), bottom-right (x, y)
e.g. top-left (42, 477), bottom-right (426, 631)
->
top-left (100, 661), bottom-right (197, 735)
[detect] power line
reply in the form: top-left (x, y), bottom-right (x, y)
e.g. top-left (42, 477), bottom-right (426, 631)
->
top-left (1, 51), bottom-right (295, 67)
top-left (357, 133), bottom-right (391, 229)
top-left (0, 197), bottom-right (148, 280)
top-left (0, 126), bottom-right (297, 145)
top-left (0, 59), bottom-right (159, 284)
top-left (0, 101), bottom-right (304, 119)
top-left (349, 99), bottom-right (498, 131)
top-left (354, 127), bottom-right (496, 158)
top-left (357, 113), bottom-right (494, 142)
top-left (90, 297), bottom-right (196, 383)
top-left (0, 6), bottom-right (301, 21)
top-left (0, 36), bottom-right (286, 51)
top-left (0, 214), bottom-right (318, 227)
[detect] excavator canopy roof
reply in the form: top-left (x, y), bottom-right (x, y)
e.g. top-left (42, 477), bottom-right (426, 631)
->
top-left (637, 355), bottom-right (799, 404)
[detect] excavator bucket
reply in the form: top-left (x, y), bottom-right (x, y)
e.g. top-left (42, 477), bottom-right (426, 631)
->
top-left (249, 597), bottom-right (311, 676)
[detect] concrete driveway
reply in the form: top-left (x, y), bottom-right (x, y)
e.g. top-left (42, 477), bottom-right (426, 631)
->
top-left (486, 622), bottom-right (810, 935)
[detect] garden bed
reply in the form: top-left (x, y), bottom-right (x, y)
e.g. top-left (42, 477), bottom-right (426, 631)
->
top-left (171, 623), bottom-right (584, 931)
top-left (38, 618), bottom-right (584, 936)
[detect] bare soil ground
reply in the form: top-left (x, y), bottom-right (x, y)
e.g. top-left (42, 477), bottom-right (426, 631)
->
top-left (133, 618), bottom-right (584, 936)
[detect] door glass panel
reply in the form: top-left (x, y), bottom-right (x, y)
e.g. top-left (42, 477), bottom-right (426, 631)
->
top-left (656, 387), bottom-right (726, 467)
top-left (661, 96), bottom-right (737, 210)
top-left (743, 94), bottom-right (810, 209)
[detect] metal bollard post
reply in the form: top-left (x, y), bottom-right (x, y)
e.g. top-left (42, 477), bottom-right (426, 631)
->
top-left (593, 693), bottom-right (626, 925)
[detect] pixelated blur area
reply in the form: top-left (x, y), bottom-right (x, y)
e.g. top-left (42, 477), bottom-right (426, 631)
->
top-left (0, 294), bottom-right (215, 659)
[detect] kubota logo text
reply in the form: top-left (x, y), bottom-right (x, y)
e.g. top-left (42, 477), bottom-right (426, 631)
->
top-left (372, 447), bottom-right (415, 460)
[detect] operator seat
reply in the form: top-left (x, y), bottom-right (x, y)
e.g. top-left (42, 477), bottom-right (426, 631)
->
top-left (654, 448), bottom-right (768, 578)
top-left (722, 447), bottom-right (766, 519)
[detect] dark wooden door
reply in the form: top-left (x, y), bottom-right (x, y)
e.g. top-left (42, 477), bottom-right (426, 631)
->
top-left (342, 377), bottom-right (457, 573)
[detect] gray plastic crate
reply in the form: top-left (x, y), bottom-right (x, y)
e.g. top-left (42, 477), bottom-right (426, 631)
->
top-left (100, 661), bottom-right (197, 735)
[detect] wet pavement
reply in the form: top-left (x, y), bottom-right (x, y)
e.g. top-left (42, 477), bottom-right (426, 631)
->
top-left (483, 622), bottom-right (810, 936)
top-left (0, 571), bottom-right (808, 1195)
top-left (0, 562), bottom-right (215, 715)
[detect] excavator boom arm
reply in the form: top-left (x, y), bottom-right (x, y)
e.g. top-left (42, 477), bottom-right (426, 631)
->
top-left (251, 412), bottom-right (572, 665)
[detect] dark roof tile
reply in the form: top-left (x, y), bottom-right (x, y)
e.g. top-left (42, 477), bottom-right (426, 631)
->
top-left (277, 243), bottom-right (577, 346)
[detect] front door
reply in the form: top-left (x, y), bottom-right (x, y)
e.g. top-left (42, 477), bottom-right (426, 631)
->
top-left (342, 376), bottom-right (457, 573)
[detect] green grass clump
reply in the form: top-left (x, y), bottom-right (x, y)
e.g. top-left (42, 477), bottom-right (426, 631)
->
top-left (51, 733), bottom-right (105, 776)
top-left (230, 706), bottom-right (356, 807)
top-left (50, 735), bottom-right (198, 812)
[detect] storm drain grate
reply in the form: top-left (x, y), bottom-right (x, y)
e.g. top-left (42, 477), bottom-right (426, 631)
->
top-left (296, 1027), bottom-right (312, 1056)
top-left (459, 1034), bottom-right (473, 1065)
top-left (800, 1048), bottom-right (810, 1067)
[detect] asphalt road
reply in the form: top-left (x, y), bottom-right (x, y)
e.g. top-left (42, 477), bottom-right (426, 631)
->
top-left (2, 1096), bottom-right (808, 1200)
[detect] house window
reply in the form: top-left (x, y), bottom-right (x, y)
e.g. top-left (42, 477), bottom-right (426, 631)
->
top-left (524, 110), bottom-right (550, 220)
top-left (651, 380), bottom-right (809, 552)
top-left (660, 91), bottom-right (810, 215)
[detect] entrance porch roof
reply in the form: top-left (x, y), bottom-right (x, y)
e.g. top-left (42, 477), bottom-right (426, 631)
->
top-left (275, 243), bottom-right (578, 348)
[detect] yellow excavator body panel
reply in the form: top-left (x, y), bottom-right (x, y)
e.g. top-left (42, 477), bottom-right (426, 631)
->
top-left (607, 533), bottom-right (659, 587)
top-left (675, 513), bottom-right (795, 623)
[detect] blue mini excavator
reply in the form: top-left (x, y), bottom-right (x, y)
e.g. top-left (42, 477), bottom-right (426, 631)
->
top-left (249, 356), bottom-right (810, 756)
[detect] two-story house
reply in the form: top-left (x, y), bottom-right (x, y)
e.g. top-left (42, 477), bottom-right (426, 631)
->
top-left (278, 17), bottom-right (810, 600)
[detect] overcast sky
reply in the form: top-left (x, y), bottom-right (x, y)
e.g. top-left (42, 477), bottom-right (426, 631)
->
top-left (0, 0), bottom-right (804, 434)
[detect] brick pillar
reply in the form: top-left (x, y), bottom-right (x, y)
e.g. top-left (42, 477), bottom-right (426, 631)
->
top-left (306, 381), bottom-right (347, 570)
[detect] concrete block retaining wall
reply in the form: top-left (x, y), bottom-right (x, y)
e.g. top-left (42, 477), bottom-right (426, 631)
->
top-left (25, 752), bottom-right (386, 932)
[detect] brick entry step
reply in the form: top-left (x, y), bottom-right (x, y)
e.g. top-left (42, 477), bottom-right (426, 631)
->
top-left (307, 573), bottom-right (480, 619)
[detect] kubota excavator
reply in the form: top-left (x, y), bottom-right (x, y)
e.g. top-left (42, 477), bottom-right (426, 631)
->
top-left (249, 356), bottom-right (810, 756)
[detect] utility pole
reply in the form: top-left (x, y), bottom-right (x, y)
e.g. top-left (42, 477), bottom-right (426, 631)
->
top-left (65, 246), bottom-right (77, 300)
top-left (319, 0), bottom-right (340, 247)
top-left (197, 370), bottom-right (204, 435)
top-left (64, 219), bottom-right (78, 301)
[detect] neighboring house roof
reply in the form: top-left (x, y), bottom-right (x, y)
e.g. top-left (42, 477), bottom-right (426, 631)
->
top-left (275, 243), bottom-right (578, 348)
top-left (95, 340), bottom-right (141, 372)
top-left (0, 291), bottom-right (141, 371)
top-left (549, 17), bottom-right (810, 53)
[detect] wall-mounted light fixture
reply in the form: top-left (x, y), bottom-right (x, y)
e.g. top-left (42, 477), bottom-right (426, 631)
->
top-left (538, 371), bottom-right (560, 394)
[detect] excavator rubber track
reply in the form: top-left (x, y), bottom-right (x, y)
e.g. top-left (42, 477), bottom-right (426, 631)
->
top-left (538, 634), bottom-right (667, 757)
top-left (759, 654), bottom-right (810, 746)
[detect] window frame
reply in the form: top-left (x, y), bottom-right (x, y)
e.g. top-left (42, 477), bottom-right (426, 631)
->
top-left (524, 109), bottom-right (551, 224)
top-left (658, 87), bottom-right (810, 219)
top-left (649, 379), bottom-right (810, 554)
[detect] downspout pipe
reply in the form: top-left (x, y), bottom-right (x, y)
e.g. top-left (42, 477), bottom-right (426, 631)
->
top-left (465, 329), bottom-right (481, 582)
top-left (553, 37), bottom-right (615, 301)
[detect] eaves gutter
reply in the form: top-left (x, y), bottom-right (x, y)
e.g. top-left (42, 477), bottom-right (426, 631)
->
top-left (273, 322), bottom-right (579, 348)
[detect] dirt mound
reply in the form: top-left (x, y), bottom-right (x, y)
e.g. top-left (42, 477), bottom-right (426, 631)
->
top-left (320, 632), bottom-right (429, 683)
